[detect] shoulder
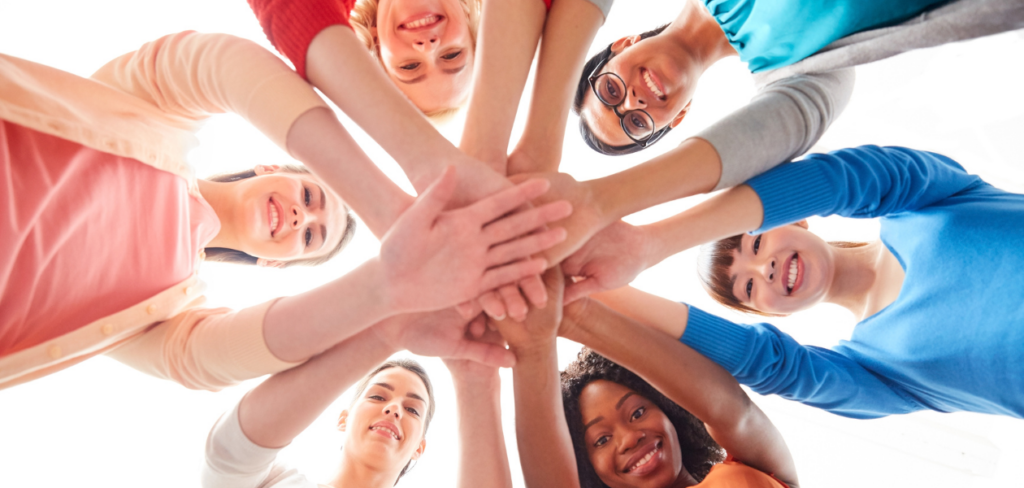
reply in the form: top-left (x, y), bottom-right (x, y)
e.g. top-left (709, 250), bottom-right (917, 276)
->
top-left (698, 457), bottom-right (791, 488)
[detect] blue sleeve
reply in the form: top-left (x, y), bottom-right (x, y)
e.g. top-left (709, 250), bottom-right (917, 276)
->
top-left (681, 306), bottom-right (923, 419)
top-left (746, 145), bottom-right (983, 232)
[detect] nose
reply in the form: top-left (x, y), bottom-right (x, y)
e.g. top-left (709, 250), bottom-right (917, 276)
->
top-left (383, 403), bottom-right (402, 419)
top-left (412, 34), bottom-right (439, 53)
top-left (761, 258), bottom-right (776, 283)
top-left (618, 429), bottom-right (646, 453)
top-left (622, 86), bottom-right (647, 111)
top-left (289, 204), bottom-right (309, 229)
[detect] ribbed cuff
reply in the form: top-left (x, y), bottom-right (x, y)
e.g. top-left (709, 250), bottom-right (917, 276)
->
top-left (745, 160), bottom-right (834, 233)
top-left (249, 0), bottom-right (354, 79)
top-left (679, 306), bottom-right (754, 375)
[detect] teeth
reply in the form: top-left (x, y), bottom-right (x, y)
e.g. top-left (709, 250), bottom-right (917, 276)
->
top-left (643, 70), bottom-right (664, 98)
top-left (269, 201), bottom-right (279, 236)
top-left (787, 257), bottom-right (797, 290)
top-left (404, 14), bottom-right (439, 29)
top-left (370, 426), bottom-right (399, 440)
top-left (629, 447), bottom-right (659, 472)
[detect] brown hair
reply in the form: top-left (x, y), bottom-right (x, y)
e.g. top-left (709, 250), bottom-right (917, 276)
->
top-left (697, 232), bottom-right (867, 316)
top-left (350, 358), bottom-right (436, 483)
top-left (561, 349), bottom-right (725, 487)
top-left (203, 165), bottom-right (357, 268)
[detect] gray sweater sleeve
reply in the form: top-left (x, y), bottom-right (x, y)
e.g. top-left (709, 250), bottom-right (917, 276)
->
top-left (583, 0), bottom-right (613, 19)
top-left (697, 68), bottom-right (855, 191)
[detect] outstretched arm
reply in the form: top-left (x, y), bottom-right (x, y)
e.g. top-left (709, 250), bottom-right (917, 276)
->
top-left (492, 269), bottom-right (581, 488)
top-left (560, 296), bottom-right (800, 487)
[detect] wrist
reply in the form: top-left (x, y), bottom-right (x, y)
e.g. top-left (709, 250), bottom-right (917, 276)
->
top-left (510, 339), bottom-right (558, 364)
top-left (451, 368), bottom-right (502, 391)
top-left (364, 257), bottom-right (404, 315)
top-left (586, 176), bottom-right (629, 224)
top-left (637, 222), bottom-right (669, 269)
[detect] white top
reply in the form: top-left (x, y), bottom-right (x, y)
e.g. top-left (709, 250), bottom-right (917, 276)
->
top-left (202, 403), bottom-right (329, 488)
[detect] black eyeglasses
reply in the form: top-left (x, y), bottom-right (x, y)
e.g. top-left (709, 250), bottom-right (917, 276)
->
top-left (588, 59), bottom-right (659, 147)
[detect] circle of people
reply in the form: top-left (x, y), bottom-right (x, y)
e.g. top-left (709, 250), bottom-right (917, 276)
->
top-left (3, 0), bottom-right (1023, 487)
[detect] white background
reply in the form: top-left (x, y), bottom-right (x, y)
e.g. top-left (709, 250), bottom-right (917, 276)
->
top-left (1, 0), bottom-right (1024, 486)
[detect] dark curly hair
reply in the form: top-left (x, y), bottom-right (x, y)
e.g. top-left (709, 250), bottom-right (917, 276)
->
top-left (560, 348), bottom-right (724, 487)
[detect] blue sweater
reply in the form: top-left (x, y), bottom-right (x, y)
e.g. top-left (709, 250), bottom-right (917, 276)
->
top-left (681, 145), bottom-right (1024, 419)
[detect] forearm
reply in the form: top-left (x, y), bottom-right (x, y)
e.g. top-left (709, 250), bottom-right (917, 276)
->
top-left (263, 257), bottom-right (395, 362)
top-left (638, 183), bottom-right (763, 266)
top-left (238, 327), bottom-right (396, 449)
top-left (510, 0), bottom-right (604, 174)
top-left (588, 138), bottom-right (723, 220)
top-left (305, 26), bottom-right (469, 191)
top-left (460, 0), bottom-right (547, 170)
top-left (512, 343), bottom-right (580, 488)
top-left (451, 371), bottom-right (514, 488)
top-left (286, 107), bottom-right (413, 238)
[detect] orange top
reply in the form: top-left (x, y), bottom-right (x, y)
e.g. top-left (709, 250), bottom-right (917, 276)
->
top-left (697, 457), bottom-right (790, 488)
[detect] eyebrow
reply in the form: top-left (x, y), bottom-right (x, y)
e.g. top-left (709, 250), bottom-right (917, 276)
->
top-left (583, 392), bottom-right (637, 434)
top-left (318, 185), bottom-right (327, 251)
top-left (372, 382), bottom-right (427, 404)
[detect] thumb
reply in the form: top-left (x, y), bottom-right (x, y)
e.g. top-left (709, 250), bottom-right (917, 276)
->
top-left (448, 339), bottom-right (516, 368)
top-left (564, 278), bottom-right (604, 304)
top-left (408, 165), bottom-right (458, 224)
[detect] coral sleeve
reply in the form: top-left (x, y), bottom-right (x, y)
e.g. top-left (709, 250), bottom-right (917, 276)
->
top-left (247, 0), bottom-right (356, 79)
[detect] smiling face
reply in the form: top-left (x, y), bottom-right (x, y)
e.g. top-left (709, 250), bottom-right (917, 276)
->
top-left (580, 35), bottom-right (697, 148)
top-left (578, 380), bottom-right (686, 488)
top-left (340, 368), bottom-right (430, 469)
top-left (727, 223), bottom-right (836, 315)
top-left (231, 166), bottom-right (349, 263)
top-left (375, 0), bottom-right (475, 113)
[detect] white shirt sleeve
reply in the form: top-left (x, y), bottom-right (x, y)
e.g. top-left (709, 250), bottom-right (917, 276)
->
top-left (202, 402), bottom-right (321, 488)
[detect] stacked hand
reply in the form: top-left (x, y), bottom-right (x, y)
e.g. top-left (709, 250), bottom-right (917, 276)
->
top-left (374, 308), bottom-right (515, 368)
top-left (561, 220), bottom-right (651, 303)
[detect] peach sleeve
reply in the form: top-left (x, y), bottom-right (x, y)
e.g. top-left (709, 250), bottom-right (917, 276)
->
top-left (90, 31), bottom-right (328, 150)
top-left (106, 300), bottom-right (301, 391)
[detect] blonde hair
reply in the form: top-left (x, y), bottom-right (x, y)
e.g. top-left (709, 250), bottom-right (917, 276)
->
top-left (350, 0), bottom-right (482, 61)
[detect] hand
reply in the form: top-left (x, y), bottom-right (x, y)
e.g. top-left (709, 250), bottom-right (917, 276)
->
top-left (443, 327), bottom-right (508, 386)
top-left (561, 220), bottom-right (652, 303)
top-left (374, 309), bottom-right (515, 368)
top-left (507, 144), bottom-right (559, 176)
top-left (492, 267), bottom-right (565, 355)
top-left (380, 166), bottom-right (572, 313)
top-left (509, 171), bottom-right (610, 267)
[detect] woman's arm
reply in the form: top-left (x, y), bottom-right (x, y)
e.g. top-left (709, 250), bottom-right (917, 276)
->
top-left (444, 347), bottom-right (515, 488)
top-left (492, 269), bottom-right (581, 488)
top-left (507, 0), bottom-right (606, 175)
top-left (583, 287), bottom-right (924, 420)
top-left (560, 297), bottom-right (800, 487)
top-left (458, 0), bottom-right (547, 170)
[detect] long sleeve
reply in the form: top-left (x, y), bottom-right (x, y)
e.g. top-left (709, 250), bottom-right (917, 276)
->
top-left (90, 31), bottom-right (327, 150)
top-left (680, 306), bottom-right (923, 419)
top-left (700, 69), bottom-right (854, 191)
top-left (202, 402), bottom-right (318, 488)
top-left (746, 145), bottom-right (983, 232)
top-left (247, 0), bottom-right (355, 80)
top-left (105, 300), bottom-right (300, 391)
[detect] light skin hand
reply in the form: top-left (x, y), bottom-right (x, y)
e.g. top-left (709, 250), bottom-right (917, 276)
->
top-left (561, 220), bottom-right (654, 303)
top-left (492, 267), bottom-right (565, 357)
top-left (379, 166), bottom-right (572, 314)
top-left (373, 310), bottom-right (515, 368)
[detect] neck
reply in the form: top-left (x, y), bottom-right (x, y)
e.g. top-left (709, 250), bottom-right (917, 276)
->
top-left (328, 451), bottom-right (404, 488)
top-left (663, 0), bottom-right (737, 72)
top-left (823, 241), bottom-right (889, 320)
top-left (196, 178), bottom-right (241, 251)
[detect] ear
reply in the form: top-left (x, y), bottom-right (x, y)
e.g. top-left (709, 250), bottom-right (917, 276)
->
top-left (669, 99), bottom-right (693, 129)
top-left (254, 164), bottom-right (280, 176)
top-left (337, 410), bottom-right (349, 432)
top-left (609, 35), bottom-right (642, 55)
top-left (411, 438), bottom-right (427, 460)
top-left (256, 258), bottom-right (285, 268)
top-left (794, 219), bottom-right (809, 230)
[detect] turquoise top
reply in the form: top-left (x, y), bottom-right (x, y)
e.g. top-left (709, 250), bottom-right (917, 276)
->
top-left (704, 0), bottom-right (949, 73)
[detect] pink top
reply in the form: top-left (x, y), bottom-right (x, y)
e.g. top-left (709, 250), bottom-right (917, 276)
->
top-left (0, 120), bottom-right (220, 356)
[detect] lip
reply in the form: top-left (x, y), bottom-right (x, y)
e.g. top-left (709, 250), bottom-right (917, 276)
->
top-left (369, 420), bottom-right (402, 441)
top-left (621, 438), bottom-right (663, 476)
top-left (267, 197), bottom-right (284, 237)
top-left (398, 12), bottom-right (445, 31)
top-left (639, 67), bottom-right (667, 102)
top-left (783, 253), bottom-right (804, 295)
